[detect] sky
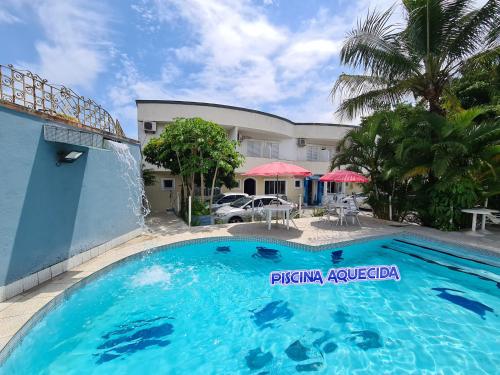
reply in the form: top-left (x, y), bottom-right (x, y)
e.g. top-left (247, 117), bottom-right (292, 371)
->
top-left (0, 0), bottom-right (400, 138)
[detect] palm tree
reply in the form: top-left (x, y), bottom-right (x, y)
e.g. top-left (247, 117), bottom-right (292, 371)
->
top-left (333, 0), bottom-right (499, 119)
top-left (394, 107), bottom-right (500, 194)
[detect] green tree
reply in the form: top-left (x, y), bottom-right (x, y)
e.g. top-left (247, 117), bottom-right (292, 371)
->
top-left (333, 105), bottom-right (500, 229)
top-left (448, 52), bottom-right (500, 110)
top-left (143, 118), bottom-right (244, 216)
top-left (333, 0), bottom-right (499, 118)
top-left (331, 105), bottom-right (416, 219)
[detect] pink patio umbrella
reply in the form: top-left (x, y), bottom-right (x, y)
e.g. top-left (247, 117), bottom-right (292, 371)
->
top-left (319, 170), bottom-right (369, 183)
top-left (243, 162), bottom-right (312, 198)
top-left (320, 169), bottom-right (369, 196)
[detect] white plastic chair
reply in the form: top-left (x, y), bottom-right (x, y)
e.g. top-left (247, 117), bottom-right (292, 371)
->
top-left (486, 213), bottom-right (500, 225)
top-left (344, 197), bottom-right (361, 225)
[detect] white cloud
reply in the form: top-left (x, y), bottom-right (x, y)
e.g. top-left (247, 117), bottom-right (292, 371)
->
top-left (126, 0), bottom-right (346, 107)
top-left (0, 8), bottom-right (21, 24)
top-left (115, 0), bottom-right (406, 136)
top-left (8, 0), bottom-right (111, 90)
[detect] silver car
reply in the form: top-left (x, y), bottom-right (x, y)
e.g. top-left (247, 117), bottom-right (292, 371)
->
top-left (214, 195), bottom-right (294, 223)
top-left (209, 193), bottom-right (248, 211)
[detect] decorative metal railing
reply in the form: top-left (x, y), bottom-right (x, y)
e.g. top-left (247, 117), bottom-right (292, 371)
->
top-left (0, 64), bottom-right (125, 138)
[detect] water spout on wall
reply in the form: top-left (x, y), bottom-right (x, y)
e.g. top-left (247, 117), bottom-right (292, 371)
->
top-left (107, 141), bottom-right (151, 228)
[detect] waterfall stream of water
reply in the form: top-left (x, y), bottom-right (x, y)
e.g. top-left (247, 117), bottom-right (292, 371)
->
top-left (107, 140), bottom-right (150, 228)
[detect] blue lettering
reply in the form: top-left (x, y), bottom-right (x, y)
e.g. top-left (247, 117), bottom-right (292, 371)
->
top-left (304, 270), bottom-right (314, 283)
top-left (337, 269), bottom-right (348, 283)
top-left (347, 268), bottom-right (357, 280)
top-left (380, 267), bottom-right (390, 279)
top-left (367, 268), bottom-right (376, 279)
top-left (389, 266), bottom-right (401, 281)
top-left (358, 267), bottom-right (367, 280)
top-left (327, 269), bottom-right (338, 283)
top-left (291, 272), bottom-right (300, 283)
top-left (270, 272), bottom-right (281, 285)
top-left (312, 270), bottom-right (324, 285)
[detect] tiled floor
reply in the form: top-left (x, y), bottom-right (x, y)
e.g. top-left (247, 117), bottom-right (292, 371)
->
top-left (1, 212), bottom-right (499, 352)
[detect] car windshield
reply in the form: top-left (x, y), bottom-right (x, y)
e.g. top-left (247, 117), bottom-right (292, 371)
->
top-left (212, 194), bottom-right (224, 203)
top-left (230, 197), bottom-right (252, 208)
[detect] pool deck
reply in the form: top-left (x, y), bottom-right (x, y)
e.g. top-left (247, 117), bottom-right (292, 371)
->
top-left (1, 213), bottom-right (499, 353)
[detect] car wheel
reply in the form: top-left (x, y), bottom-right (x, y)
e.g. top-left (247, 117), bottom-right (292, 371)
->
top-left (228, 217), bottom-right (243, 223)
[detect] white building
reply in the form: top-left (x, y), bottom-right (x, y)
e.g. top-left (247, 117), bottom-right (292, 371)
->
top-left (137, 100), bottom-right (356, 212)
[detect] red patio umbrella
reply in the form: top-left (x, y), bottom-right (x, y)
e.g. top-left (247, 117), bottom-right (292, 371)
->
top-left (243, 162), bottom-right (312, 177)
top-left (319, 170), bottom-right (369, 183)
top-left (243, 162), bottom-right (312, 198)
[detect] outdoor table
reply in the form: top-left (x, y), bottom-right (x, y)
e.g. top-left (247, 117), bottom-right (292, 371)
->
top-left (461, 208), bottom-right (500, 232)
top-left (264, 205), bottom-right (293, 230)
top-left (328, 202), bottom-right (350, 226)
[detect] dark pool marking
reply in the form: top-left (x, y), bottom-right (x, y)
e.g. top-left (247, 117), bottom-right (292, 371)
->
top-left (432, 288), bottom-right (494, 319)
top-left (250, 300), bottom-right (293, 329)
top-left (382, 244), bottom-right (499, 285)
top-left (94, 321), bottom-right (174, 364)
top-left (348, 330), bottom-right (382, 351)
top-left (285, 340), bottom-right (310, 362)
top-left (323, 342), bottom-right (338, 353)
top-left (252, 246), bottom-right (282, 262)
top-left (393, 239), bottom-right (496, 267)
top-left (216, 246), bottom-right (231, 253)
top-left (331, 250), bottom-right (344, 264)
top-left (245, 348), bottom-right (273, 370)
top-left (332, 309), bottom-right (350, 324)
top-left (101, 316), bottom-right (173, 339)
top-left (296, 362), bottom-right (323, 372)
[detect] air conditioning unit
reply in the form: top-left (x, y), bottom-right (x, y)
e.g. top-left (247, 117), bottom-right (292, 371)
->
top-left (143, 121), bottom-right (157, 133)
top-left (297, 138), bottom-right (306, 147)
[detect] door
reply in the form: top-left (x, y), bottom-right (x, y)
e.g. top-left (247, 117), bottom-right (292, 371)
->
top-left (244, 178), bottom-right (256, 195)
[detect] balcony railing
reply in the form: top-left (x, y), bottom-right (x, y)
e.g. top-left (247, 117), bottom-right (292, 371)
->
top-left (0, 64), bottom-right (125, 138)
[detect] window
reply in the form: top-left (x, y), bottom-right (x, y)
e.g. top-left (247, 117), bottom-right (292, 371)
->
top-left (307, 146), bottom-right (320, 161)
top-left (247, 140), bottom-right (262, 157)
top-left (220, 195), bottom-right (244, 204)
top-left (294, 180), bottom-right (301, 189)
top-left (161, 178), bottom-right (175, 190)
top-left (264, 180), bottom-right (286, 195)
top-left (326, 182), bottom-right (337, 194)
top-left (219, 196), bottom-right (233, 204)
top-left (247, 140), bottom-right (279, 159)
top-left (263, 142), bottom-right (279, 159)
top-left (233, 179), bottom-right (241, 189)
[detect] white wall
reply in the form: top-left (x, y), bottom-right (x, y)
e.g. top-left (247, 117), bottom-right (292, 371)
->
top-left (137, 101), bottom-right (357, 210)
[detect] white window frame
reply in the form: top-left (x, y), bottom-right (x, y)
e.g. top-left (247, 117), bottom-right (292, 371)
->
top-left (161, 178), bottom-right (175, 191)
top-left (247, 140), bottom-right (279, 159)
top-left (294, 179), bottom-right (302, 189)
top-left (264, 179), bottom-right (286, 195)
top-left (326, 181), bottom-right (337, 194)
top-left (306, 145), bottom-right (320, 161)
top-left (247, 140), bottom-right (262, 157)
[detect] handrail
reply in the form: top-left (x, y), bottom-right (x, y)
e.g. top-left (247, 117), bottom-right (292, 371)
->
top-left (0, 64), bottom-right (125, 138)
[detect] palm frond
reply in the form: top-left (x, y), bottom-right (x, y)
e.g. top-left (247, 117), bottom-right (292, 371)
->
top-left (341, 7), bottom-right (418, 78)
top-left (336, 81), bottom-right (411, 119)
top-left (445, 0), bottom-right (499, 62)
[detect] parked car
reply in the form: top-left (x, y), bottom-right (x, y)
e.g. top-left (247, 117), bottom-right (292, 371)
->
top-left (208, 193), bottom-right (248, 211)
top-left (351, 193), bottom-right (371, 210)
top-left (214, 195), bottom-right (295, 223)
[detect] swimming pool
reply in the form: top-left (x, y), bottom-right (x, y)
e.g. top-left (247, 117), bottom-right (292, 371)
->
top-left (0, 236), bottom-right (498, 374)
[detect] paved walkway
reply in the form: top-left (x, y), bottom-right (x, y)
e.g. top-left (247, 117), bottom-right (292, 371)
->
top-left (1, 214), bottom-right (499, 353)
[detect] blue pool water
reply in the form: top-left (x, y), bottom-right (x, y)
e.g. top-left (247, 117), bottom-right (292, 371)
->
top-left (1, 237), bottom-right (499, 374)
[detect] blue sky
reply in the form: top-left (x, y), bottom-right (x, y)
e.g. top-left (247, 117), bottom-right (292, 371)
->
top-left (0, 0), bottom-right (397, 138)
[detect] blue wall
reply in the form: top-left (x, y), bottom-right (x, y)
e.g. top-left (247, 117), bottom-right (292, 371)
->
top-left (0, 106), bottom-right (142, 286)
